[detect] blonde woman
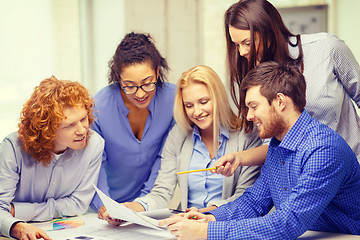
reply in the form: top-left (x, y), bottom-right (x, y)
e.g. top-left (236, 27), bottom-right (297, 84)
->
top-left (101, 65), bottom-right (261, 219)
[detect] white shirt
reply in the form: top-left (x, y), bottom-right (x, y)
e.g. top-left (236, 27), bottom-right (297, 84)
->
top-left (290, 33), bottom-right (360, 159)
top-left (0, 130), bottom-right (104, 238)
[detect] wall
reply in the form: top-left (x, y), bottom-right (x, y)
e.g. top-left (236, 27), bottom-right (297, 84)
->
top-left (124, 0), bottom-right (202, 84)
top-left (80, 0), bottom-right (126, 94)
top-left (0, 0), bottom-right (80, 140)
top-left (1, 0), bottom-right (359, 141)
top-left (334, 0), bottom-right (360, 62)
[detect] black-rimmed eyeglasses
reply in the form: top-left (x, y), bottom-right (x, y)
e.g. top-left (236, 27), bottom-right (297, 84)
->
top-left (121, 82), bottom-right (157, 94)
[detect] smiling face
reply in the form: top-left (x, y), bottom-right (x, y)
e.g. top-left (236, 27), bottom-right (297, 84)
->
top-left (182, 83), bottom-right (213, 135)
top-left (53, 106), bottom-right (89, 154)
top-left (245, 85), bottom-right (286, 139)
top-left (229, 26), bottom-right (262, 64)
top-left (119, 60), bottom-right (158, 109)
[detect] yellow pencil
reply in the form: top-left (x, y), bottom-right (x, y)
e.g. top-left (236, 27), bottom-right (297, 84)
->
top-left (176, 167), bottom-right (217, 175)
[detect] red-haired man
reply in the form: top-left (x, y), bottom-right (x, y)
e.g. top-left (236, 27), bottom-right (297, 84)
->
top-left (0, 76), bottom-right (104, 239)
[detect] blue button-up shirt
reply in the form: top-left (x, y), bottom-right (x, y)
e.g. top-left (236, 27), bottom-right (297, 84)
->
top-left (187, 126), bottom-right (227, 208)
top-left (207, 110), bottom-right (360, 239)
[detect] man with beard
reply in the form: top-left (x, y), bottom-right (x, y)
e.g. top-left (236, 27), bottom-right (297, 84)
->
top-left (159, 61), bottom-right (360, 239)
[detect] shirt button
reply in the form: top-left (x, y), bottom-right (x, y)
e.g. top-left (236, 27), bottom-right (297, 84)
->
top-left (52, 181), bottom-right (55, 184)
top-left (282, 161), bottom-right (285, 164)
top-left (283, 187), bottom-right (287, 191)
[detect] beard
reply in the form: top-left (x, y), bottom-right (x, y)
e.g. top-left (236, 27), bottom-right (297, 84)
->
top-left (258, 108), bottom-right (287, 139)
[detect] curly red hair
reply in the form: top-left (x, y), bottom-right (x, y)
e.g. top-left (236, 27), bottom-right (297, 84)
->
top-left (18, 76), bottom-right (95, 166)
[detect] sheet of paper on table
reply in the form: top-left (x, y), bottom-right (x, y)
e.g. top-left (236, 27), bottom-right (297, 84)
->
top-left (94, 185), bottom-right (163, 230)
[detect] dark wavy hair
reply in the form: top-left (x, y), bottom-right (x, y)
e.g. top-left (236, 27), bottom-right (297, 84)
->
top-left (108, 32), bottom-right (169, 87)
top-left (225, 0), bottom-right (304, 129)
top-left (18, 76), bottom-right (95, 166)
top-left (240, 61), bottom-right (306, 132)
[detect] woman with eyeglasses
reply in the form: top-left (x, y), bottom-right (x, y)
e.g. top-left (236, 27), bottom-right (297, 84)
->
top-left (90, 32), bottom-right (176, 224)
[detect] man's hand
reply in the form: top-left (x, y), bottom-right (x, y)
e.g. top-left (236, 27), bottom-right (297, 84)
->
top-left (97, 205), bottom-right (123, 226)
top-left (10, 222), bottom-right (51, 240)
top-left (211, 152), bottom-right (241, 177)
top-left (121, 201), bottom-right (146, 212)
top-left (159, 214), bottom-right (210, 240)
top-left (211, 146), bottom-right (268, 176)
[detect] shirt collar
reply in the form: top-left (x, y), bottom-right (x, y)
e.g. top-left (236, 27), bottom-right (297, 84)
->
top-left (192, 125), bottom-right (229, 143)
top-left (270, 110), bottom-right (311, 151)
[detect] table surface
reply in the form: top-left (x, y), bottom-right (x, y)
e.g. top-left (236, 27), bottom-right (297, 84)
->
top-left (1, 231), bottom-right (359, 240)
top-left (1, 212), bottom-right (359, 240)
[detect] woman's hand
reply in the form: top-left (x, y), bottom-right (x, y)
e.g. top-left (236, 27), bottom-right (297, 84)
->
top-left (97, 205), bottom-right (123, 226)
top-left (121, 201), bottom-right (146, 212)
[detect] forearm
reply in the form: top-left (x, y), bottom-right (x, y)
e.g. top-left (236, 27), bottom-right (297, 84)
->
top-left (207, 214), bottom-right (304, 240)
top-left (0, 210), bottom-right (23, 238)
top-left (199, 205), bottom-right (217, 213)
top-left (237, 145), bottom-right (268, 166)
top-left (138, 125), bottom-right (182, 210)
top-left (13, 196), bottom-right (88, 222)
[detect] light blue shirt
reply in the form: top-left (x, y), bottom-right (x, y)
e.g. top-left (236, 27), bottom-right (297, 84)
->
top-left (90, 83), bottom-right (176, 210)
top-left (207, 111), bottom-right (360, 239)
top-left (0, 130), bottom-right (104, 238)
top-left (290, 33), bottom-right (360, 159)
top-left (187, 126), bottom-right (227, 209)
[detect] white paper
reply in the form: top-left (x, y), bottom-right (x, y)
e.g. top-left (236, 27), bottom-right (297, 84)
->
top-left (94, 185), bottom-right (161, 230)
top-left (140, 208), bottom-right (174, 219)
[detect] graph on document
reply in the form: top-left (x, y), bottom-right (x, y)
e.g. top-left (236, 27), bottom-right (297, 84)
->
top-left (50, 219), bottom-right (84, 231)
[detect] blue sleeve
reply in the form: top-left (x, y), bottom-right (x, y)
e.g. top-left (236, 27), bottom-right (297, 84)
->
top-left (90, 150), bottom-right (109, 210)
top-left (0, 137), bottom-right (23, 238)
top-left (207, 145), bottom-right (348, 240)
top-left (90, 119), bottom-right (110, 211)
top-left (209, 164), bottom-right (273, 222)
top-left (139, 117), bottom-right (175, 197)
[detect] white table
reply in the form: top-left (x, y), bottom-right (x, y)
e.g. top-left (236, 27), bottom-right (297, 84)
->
top-left (1, 212), bottom-right (359, 240)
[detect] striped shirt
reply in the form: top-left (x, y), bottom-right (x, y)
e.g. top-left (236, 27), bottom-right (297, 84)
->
top-left (292, 33), bottom-right (360, 159)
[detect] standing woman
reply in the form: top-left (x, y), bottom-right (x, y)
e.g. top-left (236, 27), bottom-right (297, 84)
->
top-left (215, 0), bottom-right (360, 173)
top-left (90, 33), bottom-right (176, 219)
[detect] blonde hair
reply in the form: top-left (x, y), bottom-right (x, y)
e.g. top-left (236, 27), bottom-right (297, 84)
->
top-left (174, 65), bottom-right (240, 153)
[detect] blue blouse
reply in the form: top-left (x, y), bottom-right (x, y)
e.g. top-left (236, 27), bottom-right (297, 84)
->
top-left (90, 83), bottom-right (175, 210)
top-left (187, 126), bottom-right (226, 208)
